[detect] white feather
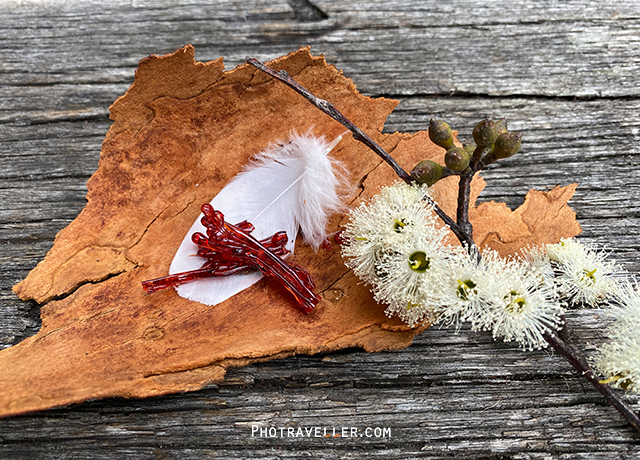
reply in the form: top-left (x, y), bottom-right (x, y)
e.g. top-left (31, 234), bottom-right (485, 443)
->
top-left (169, 131), bottom-right (349, 306)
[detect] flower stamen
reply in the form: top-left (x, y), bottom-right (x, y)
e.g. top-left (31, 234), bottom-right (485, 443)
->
top-left (580, 268), bottom-right (597, 286)
top-left (393, 218), bottom-right (408, 232)
top-left (456, 279), bottom-right (477, 301)
top-left (408, 251), bottom-right (431, 272)
top-left (504, 290), bottom-right (526, 314)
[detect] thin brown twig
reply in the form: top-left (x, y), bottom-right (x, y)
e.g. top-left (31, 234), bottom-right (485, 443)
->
top-left (543, 330), bottom-right (640, 433)
top-left (247, 58), bottom-right (411, 182)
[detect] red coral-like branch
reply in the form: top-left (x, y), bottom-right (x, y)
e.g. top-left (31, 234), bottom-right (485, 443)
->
top-left (142, 204), bottom-right (320, 313)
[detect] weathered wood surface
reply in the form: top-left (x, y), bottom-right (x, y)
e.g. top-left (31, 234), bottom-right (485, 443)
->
top-left (0, 0), bottom-right (639, 458)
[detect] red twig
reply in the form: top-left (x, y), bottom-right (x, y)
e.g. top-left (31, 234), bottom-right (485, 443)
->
top-left (142, 205), bottom-right (320, 313)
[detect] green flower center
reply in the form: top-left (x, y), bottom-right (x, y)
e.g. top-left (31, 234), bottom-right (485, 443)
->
top-left (393, 218), bottom-right (408, 232)
top-left (504, 290), bottom-right (526, 314)
top-left (580, 268), bottom-right (597, 286)
top-left (456, 279), bottom-right (477, 301)
top-left (408, 251), bottom-right (430, 272)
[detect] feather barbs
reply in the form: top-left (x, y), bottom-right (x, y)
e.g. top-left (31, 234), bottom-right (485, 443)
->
top-left (244, 132), bottom-right (350, 250)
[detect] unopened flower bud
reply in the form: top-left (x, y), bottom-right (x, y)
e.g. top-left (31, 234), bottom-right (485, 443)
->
top-left (445, 147), bottom-right (470, 172)
top-left (493, 132), bottom-right (522, 158)
top-left (495, 118), bottom-right (508, 134)
top-left (428, 119), bottom-right (454, 150)
top-left (473, 118), bottom-right (500, 148)
top-left (411, 160), bottom-right (443, 186)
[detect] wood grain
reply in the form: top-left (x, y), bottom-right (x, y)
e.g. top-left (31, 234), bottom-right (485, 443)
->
top-left (1, 0), bottom-right (639, 458)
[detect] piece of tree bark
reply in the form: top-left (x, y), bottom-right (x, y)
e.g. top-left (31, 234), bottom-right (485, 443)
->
top-left (1, 46), bottom-right (580, 418)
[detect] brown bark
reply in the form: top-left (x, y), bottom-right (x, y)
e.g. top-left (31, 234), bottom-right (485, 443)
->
top-left (2, 46), bottom-right (580, 417)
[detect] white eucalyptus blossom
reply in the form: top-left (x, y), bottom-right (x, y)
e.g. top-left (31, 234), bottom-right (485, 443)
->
top-left (341, 181), bottom-right (455, 326)
top-left (341, 181), bottom-right (440, 284)
top-left (595, 281), bottom-right (640, 393)
top-left (467, 251), bottom-right (564, 350)
top-left (371, 228), bottom-right (460, 326)
top-left (435, 253), bottom-right (485, 330)
top-left (596, 336), bottom-right (640, 394)
top-left (545, 238), bottom-right (621, 307)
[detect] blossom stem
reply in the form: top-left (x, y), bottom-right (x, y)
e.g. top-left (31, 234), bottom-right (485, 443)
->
top-left (428, 203), bottom-right (467, 244)
top-left (247, 58), bottom-right (411, 183)
top-left (543, 330), bottom-right (640, 433)
top-left (455, 172), bottom-right (478, 257)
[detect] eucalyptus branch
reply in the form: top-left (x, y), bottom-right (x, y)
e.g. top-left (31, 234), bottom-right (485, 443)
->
top-left (407, 117), bottom-right (640, 433)
top-left (543, 330), bottom-right (640, 433)
top-left (272, 57), bottom-right (640, 434)
top-left (262, 55), bottom-right (640, 434)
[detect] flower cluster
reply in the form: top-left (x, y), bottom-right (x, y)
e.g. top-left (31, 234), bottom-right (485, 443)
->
top-left (341, 182), bottom-right (459, 326)
top-left (341, 182), bottom-right (640, 378)
top-left (341, 182), bottom-right (564, 350)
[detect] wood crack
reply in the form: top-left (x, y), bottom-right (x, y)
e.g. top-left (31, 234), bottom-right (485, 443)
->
top-left (383, 92), bottom-right (640, 101)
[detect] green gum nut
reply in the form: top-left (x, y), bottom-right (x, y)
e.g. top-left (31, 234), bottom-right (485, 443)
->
top-left (411, 160), bottom-right (444, 186)
top-left (495, 118), bottom-right (508, 134)
top-left (444, 147), bottom-right (470, 172)
top-left (493, 132), bottom-right (522, 158)
top-left (428, 119), bottom-right (454, 150)
top-left (472, 118), bottom-right (500, 148)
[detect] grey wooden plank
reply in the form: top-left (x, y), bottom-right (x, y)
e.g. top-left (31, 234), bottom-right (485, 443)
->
top-left (0, 0), bottom-right (639, 103)
top-left (0, 0), bottom-right (639, 458)
top-left (1, 114), bottom-right (639, 455)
